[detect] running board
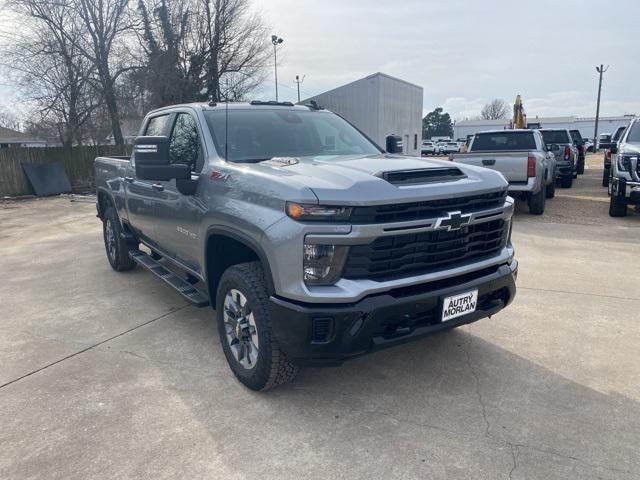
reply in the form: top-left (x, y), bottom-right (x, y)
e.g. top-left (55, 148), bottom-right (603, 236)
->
top-left (129, 250), bottom-right (210, 307)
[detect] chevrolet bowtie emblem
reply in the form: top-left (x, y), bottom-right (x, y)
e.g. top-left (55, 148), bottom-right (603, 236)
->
top-left (435, 211), bottom-right (472, 231)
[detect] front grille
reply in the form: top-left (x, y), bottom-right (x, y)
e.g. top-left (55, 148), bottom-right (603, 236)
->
top-left (349, 190), bottom-right (507, 224)
top-left (343, 219), bottom-right (507, 281)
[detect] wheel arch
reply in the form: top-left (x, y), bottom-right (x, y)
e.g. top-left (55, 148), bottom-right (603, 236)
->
top-left (204, 226), bottom-right (276, 309)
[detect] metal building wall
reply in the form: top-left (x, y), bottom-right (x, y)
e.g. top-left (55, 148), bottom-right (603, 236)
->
top-left (303, 73), bottom-right (423, 156)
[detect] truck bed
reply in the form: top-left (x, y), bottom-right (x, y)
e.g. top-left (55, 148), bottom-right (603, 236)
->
top-left (450, 151), bottom-right (531, 183)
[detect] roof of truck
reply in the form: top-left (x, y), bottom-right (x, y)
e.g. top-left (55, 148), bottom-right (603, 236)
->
top-left (148, 101), bottom-right (325, 115)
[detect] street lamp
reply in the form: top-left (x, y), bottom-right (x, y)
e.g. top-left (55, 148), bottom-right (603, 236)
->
top-left (271, 35), bottom-right (284, 101)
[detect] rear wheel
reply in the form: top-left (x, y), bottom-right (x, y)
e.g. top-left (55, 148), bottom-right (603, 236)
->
top-left (602, 167), bottom-right (610, 187)
top-left (103, 207), bottom-right (136, 271)
top-left (528, 187), bottom-right (546, 215)
top-left (216, 262), bottom-right (299, 391)
top-left (577, 160), bottom-right (585, 175)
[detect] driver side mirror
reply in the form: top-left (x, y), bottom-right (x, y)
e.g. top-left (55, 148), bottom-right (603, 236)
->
top-left (385, 135), bottom-right (403, 154)
top-left (134, 136), bottom-right (190, 181)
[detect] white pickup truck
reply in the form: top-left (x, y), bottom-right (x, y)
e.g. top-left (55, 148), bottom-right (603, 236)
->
top-left (449, 129), bottom-right (557, 214)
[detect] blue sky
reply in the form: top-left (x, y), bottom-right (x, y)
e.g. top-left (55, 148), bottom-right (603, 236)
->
top-left (257, 0), bottom-right (640, 120)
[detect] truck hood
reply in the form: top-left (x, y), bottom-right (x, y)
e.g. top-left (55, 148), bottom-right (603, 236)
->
top-left (249, 153), bottom-right (508, 205)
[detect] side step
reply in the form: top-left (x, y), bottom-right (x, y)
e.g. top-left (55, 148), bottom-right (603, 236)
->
top-left (129, 250), bottom-right (210, 307)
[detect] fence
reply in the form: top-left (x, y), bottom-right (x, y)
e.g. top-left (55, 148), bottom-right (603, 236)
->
top-left (0, 145), bottom-right (132, 197)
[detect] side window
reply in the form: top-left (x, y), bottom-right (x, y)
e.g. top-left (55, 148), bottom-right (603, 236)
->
top-left (169, 113), bottom-right (202, 172)
top-left (144, 114), bottom-right (170, 136)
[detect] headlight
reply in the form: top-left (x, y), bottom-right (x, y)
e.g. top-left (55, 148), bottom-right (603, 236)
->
top-left (617, 154), bottom-right (636, 172)
top-left (303, 244), bottom-right (349, 285)
top-left (286, 202), bottom-right (352, 222)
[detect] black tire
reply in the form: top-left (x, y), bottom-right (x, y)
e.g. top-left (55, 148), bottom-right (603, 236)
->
top-left (545, 174), bottom-right (555, 199)
top-left (216, 262), bottom-right (299, 391)
top-left (560, 175), bottom-right (573, 188)
top-left (577, 161), bottom-right (585, 175)
top-left (609, 195), bottom-right (627, 217)
top-left (103, 207), bottom-right (136, 271)
top-left (528, 187), bottom-right (545, 215)
top-left (602, 167), bottom-right (610, 187)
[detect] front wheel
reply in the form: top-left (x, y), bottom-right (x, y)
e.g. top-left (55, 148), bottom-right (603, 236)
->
top-left (216, 262), bottom-right (299, 391)
top-left (560, 175), bottom-right (573, 188)
top-left (609, 195), bottom-right (627, 217)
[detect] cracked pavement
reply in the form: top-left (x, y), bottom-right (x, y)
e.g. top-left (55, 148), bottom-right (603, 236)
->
top-left (1, 155), bottom-right (639, 479)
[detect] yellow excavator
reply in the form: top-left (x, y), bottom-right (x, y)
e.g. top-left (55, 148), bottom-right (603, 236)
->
top-left (512, 94), bottom-right (526, 129)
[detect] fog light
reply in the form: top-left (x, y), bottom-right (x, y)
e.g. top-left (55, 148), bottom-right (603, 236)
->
top-left (303, 244), bottom-right (348, 285)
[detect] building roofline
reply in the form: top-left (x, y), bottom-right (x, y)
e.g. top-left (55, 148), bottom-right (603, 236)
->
top-left (301, 72), bottom-right (422, 103)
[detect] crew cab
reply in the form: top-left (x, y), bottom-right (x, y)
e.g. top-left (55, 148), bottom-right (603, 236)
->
top-left (449, 129), bottom-right (556, 214)
top-left (95, 101), bottom-right (518, 391)
top-left (608, 118), bottom-right (640, 217)
top-left (539, 128), bottom-right (578, 188)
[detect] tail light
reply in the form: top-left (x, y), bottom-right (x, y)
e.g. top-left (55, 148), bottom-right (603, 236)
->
top-left (607, 149), bottom-right (612, 160)
top-left (564, 145), bottom-right (571, 161)
top-left (527, 154), bottom-right (536, 177)
top-left (578, 145), bottom-right (584, 155)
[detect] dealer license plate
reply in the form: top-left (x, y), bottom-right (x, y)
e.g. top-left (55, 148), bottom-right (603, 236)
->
top-left (442, 290), bottom-right (478, 322)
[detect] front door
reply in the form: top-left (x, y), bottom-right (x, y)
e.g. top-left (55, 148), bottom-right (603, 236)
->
top-left (154, 111), bottom-right (207, 275)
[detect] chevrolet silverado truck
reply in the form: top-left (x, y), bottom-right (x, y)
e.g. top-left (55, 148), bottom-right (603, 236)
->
top-left (95, 101), bottom-right (518, 391)
top-left (449, 129), bottom-right (556, 215)
top-left (609, 118), bottom-right (640, 216)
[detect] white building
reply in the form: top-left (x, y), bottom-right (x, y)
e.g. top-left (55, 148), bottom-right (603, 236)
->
top-left (302, 72), bottom-right (423, 156)
top-left (0, 126), bottom-right (47, 148)
top-left (454, 115), bottom-right (636, 141)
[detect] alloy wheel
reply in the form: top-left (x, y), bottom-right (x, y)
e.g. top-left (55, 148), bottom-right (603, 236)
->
top-left (223, 289), bottom-right (259, 370)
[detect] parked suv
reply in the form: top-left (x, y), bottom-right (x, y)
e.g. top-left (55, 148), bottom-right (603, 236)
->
top-left (609, 118), bottom-right (640, 216)
top-left (95, 101), bottom-right (518, 390)
top-left (421, 140), bottom-right (437, 156)
top-left (539, 129), bottom-right (578, 188)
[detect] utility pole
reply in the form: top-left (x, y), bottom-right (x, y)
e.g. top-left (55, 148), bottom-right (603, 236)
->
top-left (271, 35), bottom-right (284, 101)
top-left (594, 64), bottom-right (609, 150)
top-left (294, 75), bottom-right (305, 103)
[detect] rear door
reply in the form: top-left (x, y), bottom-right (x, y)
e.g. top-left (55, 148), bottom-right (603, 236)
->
top-left (125, 113), bottom-right (172, 245)
top-left (454, 131), bottom-right (534, 182)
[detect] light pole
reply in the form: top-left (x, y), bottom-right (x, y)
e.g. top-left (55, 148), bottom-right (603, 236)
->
top-left (594, 64), bottom-right (609, 150)
top-left (295, 74), bottom-right (305, 103)
top-left (271, 35), bottom-right (284, 101)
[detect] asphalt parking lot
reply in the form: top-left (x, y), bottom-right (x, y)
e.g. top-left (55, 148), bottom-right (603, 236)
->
top-left (1, 154), bottom-right (639, 480)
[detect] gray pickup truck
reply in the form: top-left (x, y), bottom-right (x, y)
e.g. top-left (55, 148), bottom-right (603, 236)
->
top-left (450, 129), bottom-right (557, 215)
top-left (608, 118), bottom-right (640, 216)
top-left (95, 101), bottom-right (518, 390)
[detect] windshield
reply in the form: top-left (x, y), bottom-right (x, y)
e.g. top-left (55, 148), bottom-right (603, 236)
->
top-left (203, 109), bottom-right (381, 162)
top-left (471, 132), bottom-right (537, 151)
top-left (613, 126), bottom-right (627, 141)
top-left (626, 123), bottom-right (640, 143)
top-left (541, 130), bottom-right (570, 144)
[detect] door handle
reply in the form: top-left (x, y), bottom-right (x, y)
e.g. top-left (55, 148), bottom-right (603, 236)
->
top-left (124, 176), bottom-right (134, 183)
top-left (151, 183), bottom-right (164, 192)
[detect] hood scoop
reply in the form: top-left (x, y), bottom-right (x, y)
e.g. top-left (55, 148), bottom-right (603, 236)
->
top-left (380, 167), bottom-right (466, 186)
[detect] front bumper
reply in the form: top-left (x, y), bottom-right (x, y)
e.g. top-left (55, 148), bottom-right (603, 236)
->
top-left (612, 177), bottom-right (640, 203)
top-left (268, 261), bottom-right (518, 366)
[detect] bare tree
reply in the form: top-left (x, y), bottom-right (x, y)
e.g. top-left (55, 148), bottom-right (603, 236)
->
top-left (481, 99), bottom-right (509, 120)
top-left (3, 0), bottom-right (99, 146)
top-left (71, 0), bottom-right (135, 145)
top-left (197, 0), bottom-right (270, 101)
top-left (0, 109), bottom-right (21, 130)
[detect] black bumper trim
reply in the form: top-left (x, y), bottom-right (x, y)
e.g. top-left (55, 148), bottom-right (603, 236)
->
top-left (268, 261), bottom-right (518, 366)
